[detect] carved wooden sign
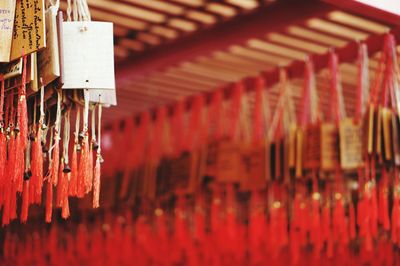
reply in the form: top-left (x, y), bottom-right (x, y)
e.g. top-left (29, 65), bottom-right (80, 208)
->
top-left (10, 0), bottom-right (46, 61)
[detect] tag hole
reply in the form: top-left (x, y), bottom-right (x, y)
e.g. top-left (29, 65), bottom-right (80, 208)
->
top-left (86, 80), bottom-right (89, 83)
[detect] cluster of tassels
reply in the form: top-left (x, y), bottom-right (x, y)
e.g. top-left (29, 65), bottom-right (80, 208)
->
top-left (2, 185), bottom-right (400, 266)
top-left (0, 57), bottom-right (104, 226)
top-left (92, 33), bottom-right (400, 263)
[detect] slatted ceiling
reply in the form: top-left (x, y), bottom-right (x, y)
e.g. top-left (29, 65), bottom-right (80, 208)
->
top-left (180, 63), bottom-right (240, 82)
top-left (119, 39), bottom-right (146, 52)
top-left (86, 0), bottom-right (397, 123)
top-left (136, 32), bottom-right (162, 46)
top-left (166, 68), bottom-right (225, 85)
top-left (114, 45), bottom-right (130, 59)
top-left (226, 0), bottom-right (259, 10)
top-left (147, 76), bottom-right (209, 92)
top-left (168, 18), bottom-right (198, 32)
top-left (124, 0), bottom-right (186, 15)
top-left (266, 33), bottom-right (329, 54)
top-left (113, 26), bottom-right (131, 37)
top-left (162, 70), bottom-right (220, 87)
top-left (247, 39), bottom-right (308, 60)
top-left (229, 45), bottom-right (291, 66)
top-left (149, 25), bottom-right (179, 39)
top-left (206, 3), bottom-right (237, 17)
top-left (169, 0), bottom-right (204, 7)
top-left (195, 57), bottom-right (258, 76)
top-left (286, 26), bottom-right (348, 47)
top-left (87, 0), bottom-right (166, 23)
top-left (327, 11), bottom-right (390, 34)
top-left (306, 18), bottom-right (369, 40)
top-left (212, 51), bottom-right (273, 70)
top-left (185, 10), bottom-right (217, 25)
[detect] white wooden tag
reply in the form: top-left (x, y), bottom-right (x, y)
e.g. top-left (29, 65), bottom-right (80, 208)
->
top-left (86, 89), bottom-right (117, 106)
top-left (61, 21), bottom-right (115, 90)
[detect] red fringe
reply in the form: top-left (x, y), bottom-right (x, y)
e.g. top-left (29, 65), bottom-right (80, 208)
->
top-left (77, 137), bottom-right (89, 198)
top-left (45, 180), bottom-right (53, 223)
top-left (172, 102), bottom-right (185, 155)
top-left (93, 156), bottom-right (101, 208)
top-left (69, 145), bottom-right (78, 197)
top-left (20, 180), bottom-right (29, 223)
top-left (31, 128), bottom-right (43, 204)
top-left (1, 172), bottom-right (11, 226)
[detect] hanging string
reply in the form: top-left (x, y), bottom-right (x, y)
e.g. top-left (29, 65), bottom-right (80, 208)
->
top-left (49, 91), bottom-right (62, 186)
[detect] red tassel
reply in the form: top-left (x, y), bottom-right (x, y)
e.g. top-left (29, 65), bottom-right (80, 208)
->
top-left (93, 155), bottom-right (101, 208)
top-left (50, 140), bottom-right (60, 186)
top-left (20, 180), bottom-right (29, 223)
top-left (69, 145), bottom-right (78, 197)
top-left (210, 90), bottom-right (223, 140)
top-left (56, 161), bottom-right (64, 208)
top-left (77, 137), bottom-right (89, 198)
top-left (0, 132), bottom-right (6, 203)
top-left (86, 142), bottom-right (94, 193)
top-left (9, 182), bottom-right (17, 220)
top-left (18, 55), bottom-right (28, 149)
top-left (31, 128), bottom-right (43, 204)
top-left (228, 82), bottom-right (243, 141)
top-left (45, 179), bottom-right (53, 223)
top-left (392, 197), bottom-right (399, 244)
top-left (349, 202), bottom-right (356, 239)
top-left (14, 133), bottom-right (25, 193)
top-left (171, 101), bottom-right (185, 155)
top-left (61, 173), bottom-right (70, 219)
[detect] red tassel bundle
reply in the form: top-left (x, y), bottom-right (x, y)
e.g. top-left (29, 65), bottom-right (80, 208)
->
top-left (20, 180), bottom-right (29, 223)
top-left (50, 138), bottom-right (60, 186)
top-left (45, 179), bottom-right (53, 223)
top-left (93, 155), bottom-right (101, 208)
top-left (252, 77), bottom-right (264, 146)
top-left (69, 144), bottom-right (78, 196)
top-left (228, 82), bottom-right (243, 141)
top-left (77, 135), bottom-right (89, 198)
top-left (30, 127), bottom-right (43, 204)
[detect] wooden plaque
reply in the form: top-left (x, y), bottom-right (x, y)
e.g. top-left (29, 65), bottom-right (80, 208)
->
top-left (339, 118), bottom-right (363, 170)
top-left (38, 6), bottom-right (60, 86)
top-left (304, 124), bottom-right (321, 169)
top-left (0, 0), bottom-right (16, 62)
top-left (0, 58), bottom-right (23, 79)
top-left (392, 113), bottom-right (400, 166)
top-left (240, 144), bottom-right (267, 191)
top-left (320, 123), bottom-right (339, 171)
top-left (216, 141), bottom-right (243, 183)
top-left (10, 0), bottom-right (46, 61)
top-left (382, 108), bottom-right (393, 161)
top-left (61, 21), bottom-right (115, 90)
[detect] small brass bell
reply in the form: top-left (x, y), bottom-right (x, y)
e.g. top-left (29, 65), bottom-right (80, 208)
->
top-left (41, 123), bottom-right (47, 131)
top-left (79, 132), bottom-right (85, 140)
top-left (14, 126), bottom-right (20, 133)
top-left (93, 140), bottom-right (99, 150)
top-left (63, 164), bottom-right (71, 173)
top-left (24, 170), bottom-right (32, 181)
top-left (29, 133), bottom-right (35, 141)
top-left (76, 144), bottom-right (82, 152)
